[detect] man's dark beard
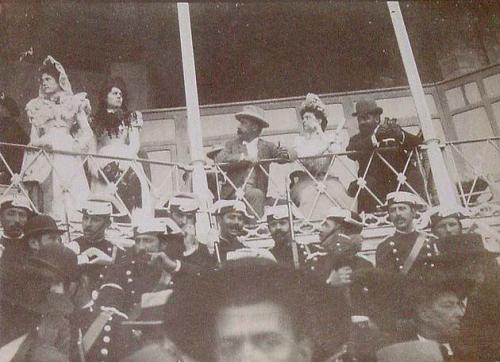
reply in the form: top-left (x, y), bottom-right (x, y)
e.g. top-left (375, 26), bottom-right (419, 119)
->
top-left (359, 122), bottom-right (377, 136)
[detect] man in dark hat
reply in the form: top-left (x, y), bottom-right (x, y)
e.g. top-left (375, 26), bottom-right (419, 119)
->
top-left (0, 244), bottom-right (80, 361)
top-left (378, 269), bottom-right (472, 361)
top-left (23, 214), bottom-right (65, 253)
top-left (161, 259), bottom-right (349, 362)
top-left (215, 105), bottom-right (291, 217)
top-left (375, 192), bottom-right (438, 274)
top-left (0, 92), bottom-right (29, 185)
top-left (346, 98), bottom-right (423, 213)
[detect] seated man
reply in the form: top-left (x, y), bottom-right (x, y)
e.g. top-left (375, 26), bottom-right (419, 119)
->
top-left (215, 105), bottom-right (290, 218)
top-left (95, 218), bottom-right (201, 360)
top-left (346, 99), bottom-right (423, 213)
top-left (379, 270), bottom-right (471, 361)
top-left (160, 259), bottom-right (350, 362)
top-left (265, 201), bottom-right (302, 267)
top-left (23, 214), bottom-right (65, 252)
top-left (303, 206), bottom-right (372, 286)
top-left (212, 200), bottom-right (274, 263)
top-left (375, 192), bottom-right (437, 274)
top-left (73, 199), bottom-right (127, 290)
top-left (162, 192), bottom-right (214, 269)
top-left (0, 193), bottom-right (34, 261)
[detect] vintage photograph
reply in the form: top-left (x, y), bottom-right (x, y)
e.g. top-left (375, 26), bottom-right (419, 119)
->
top-left (0, 1), bottom-right (499, 361)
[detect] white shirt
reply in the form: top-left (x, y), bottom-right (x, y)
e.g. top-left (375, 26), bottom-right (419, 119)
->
top-left (417, 334), bottom-right (453, 356)
top-left (243, 138), bottom-right (259, 159)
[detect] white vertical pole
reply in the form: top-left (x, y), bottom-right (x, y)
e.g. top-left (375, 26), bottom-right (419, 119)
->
top-left (387, 1), bottom-right (459, 210)
top-left (177, 3), bottom-right (211, 234)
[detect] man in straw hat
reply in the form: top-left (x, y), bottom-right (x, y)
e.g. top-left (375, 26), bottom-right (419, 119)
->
top-left (215, 105), bottom-right (291, 217)
top-left (375, 192), bottom-right (437, 274)
top-left (162, 258), bottom-right (350, 362)
top-left (346, 98), bottom-right (423, 213)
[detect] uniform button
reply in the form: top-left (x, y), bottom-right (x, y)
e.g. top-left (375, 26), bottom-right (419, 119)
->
top-left (107, 247), bottom-right (112, 252)
top-left (392, 249), bottom-right (398, 254)
top-left (99, 274), bottom-right (104, 279)
top-left (103, 336), bottom-right (110, 343)
top-left (430, 263), bottom-right (435, 267)
top-left (311, 266), bottom-right (315, 270)
top-left (126, 270), bottom-right (132, 276)
top-left (104, 325), bottom-right (111, 332)
top-left (336, 243), bottom-right (340, 246)
top-left (101, 348), bottom-right (108, 356)
top-left (313, 257), bottom-right (317, 261)
top-left (108, 316), bottom-right (113, 321)
top-left (131, 260), bottom-right (136, 264)
top-left (426, 244), bottom-right (431, 249)
top-left (427, 253), bottom-right (432, 257)
top-left (395, 257), bottom-right (400, 261)
top-left (131, 290), bottom-right (135, 294)
top-left (389, 241), bottom-right (395, 246)
top-left (168, 281), bottom-right (174, 286)
top-left (398, 265), bottom-right (403, 270)
top-left (127, 278), bottom-right (133, 283)
top-left (92, 290), bottom-right (99, 300)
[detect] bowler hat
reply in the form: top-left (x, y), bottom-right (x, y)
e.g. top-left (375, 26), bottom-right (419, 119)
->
top-left (24, 214), bottom-right (65, 238)
top-left (27, 244), bottom-right (78, 283)
top-left (235, 105), bottom-right (269, 128)
top-left (352, 99), bottom-right (383, 117)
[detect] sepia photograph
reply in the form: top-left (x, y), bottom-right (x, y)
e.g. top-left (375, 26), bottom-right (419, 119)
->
top-left (0, 1), bottom-right (499, 361)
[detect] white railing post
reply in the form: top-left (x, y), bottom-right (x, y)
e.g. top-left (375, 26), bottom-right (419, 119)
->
top-left (387, 1), bottom-right (459, 210)
top-left (177, 3), bottom-right (212, 234)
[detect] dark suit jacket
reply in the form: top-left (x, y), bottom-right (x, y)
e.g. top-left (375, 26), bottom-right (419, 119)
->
top-left (346, 130), bottom-right (423, 212)
top-left (215, 137), bottom-right (283, 199)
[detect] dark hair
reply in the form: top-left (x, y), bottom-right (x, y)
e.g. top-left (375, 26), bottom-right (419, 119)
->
top-left (164, 259), bottom-right (348, 361)
top-left (92, 77), bottom-right (130, 138)
top-left (38, 62), bottom-right (60, 81)
top-left (299, 107), bottom-right (328, 132)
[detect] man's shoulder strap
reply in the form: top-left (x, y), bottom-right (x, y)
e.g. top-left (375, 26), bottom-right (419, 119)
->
top-left (401, 232), bottom-right (428, 275)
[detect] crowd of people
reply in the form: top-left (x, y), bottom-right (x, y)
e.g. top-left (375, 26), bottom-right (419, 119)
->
top-left (0, 187), bottom-right (498, 361)
top-left (1, 55), bottom-right (428, 224)
top-left (0, 55), bottom-right (499, 362)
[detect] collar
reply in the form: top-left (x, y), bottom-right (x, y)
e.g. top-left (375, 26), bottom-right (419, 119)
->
top-left (417, 334), bottom-right (453, 356)
top-left (242, 137), bottom-right (259, 146)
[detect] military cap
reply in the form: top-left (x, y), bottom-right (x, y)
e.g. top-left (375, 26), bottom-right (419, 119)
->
top-left (0, 192), bottom-right (34, 214)
top-left (264, 200), bottom-right (302, 221)
top-left (212, 199), bottom-right (253, 219)
top-left (381, 191), bottom-right (427, 211)
top-left (323, 206), bottom-right (363, 234)
top-left (428, 205), bottom-right (468, 228)
top-left (164, 192), bottom-right (199, 214)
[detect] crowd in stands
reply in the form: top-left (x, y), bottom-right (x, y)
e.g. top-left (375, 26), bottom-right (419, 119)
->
top-left (0, 56), bottom-right (499, 361)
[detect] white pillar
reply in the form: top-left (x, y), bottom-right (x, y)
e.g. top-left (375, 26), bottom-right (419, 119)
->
top-left (387, 1), bottom-right (459, 210)
top-left (177, 3), bottom-right (212, 234)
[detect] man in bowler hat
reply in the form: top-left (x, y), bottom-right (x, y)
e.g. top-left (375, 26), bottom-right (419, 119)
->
top-left (215, 105), bottom-right (291, 218)
top-left (346, 99), bottom-right (423, 213)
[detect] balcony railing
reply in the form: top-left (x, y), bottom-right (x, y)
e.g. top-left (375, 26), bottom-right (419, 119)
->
top-left (2, 137), bottom-right (500, 249)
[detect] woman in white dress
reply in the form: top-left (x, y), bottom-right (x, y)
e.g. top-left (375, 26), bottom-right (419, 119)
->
top-left (290, 93), bottom-right (356, 220)
top-left (22, 56), bottom-right (92, 221)
top-left (89, 78), bottom-right (152, 221)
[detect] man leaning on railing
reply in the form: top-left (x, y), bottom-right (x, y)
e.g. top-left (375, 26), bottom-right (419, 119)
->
top-left (346, 99), bottom-right (424, 214)
top-left (215, 105), bottom-right (291, 218)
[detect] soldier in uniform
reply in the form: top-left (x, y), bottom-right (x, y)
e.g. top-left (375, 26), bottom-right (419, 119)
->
top-left (212, 199), bottom-right (253, 262)
top-left (73, 199), bottom-right (127, 290)
top-left (375, 192), bottom-right (437, 274)
top-left (265, 201), bottom-right (302, 266)
top-left (0, 193), bottom-right (34, 261)
top-left (92, 218), bottom-right (203, 360)
top-left (161, 192), bottom-right (214, 269)
top-left (301, 207), bottom-right (371, 283)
